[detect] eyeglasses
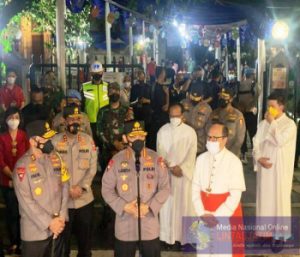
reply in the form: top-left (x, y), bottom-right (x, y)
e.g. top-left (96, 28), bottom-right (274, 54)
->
top-left (207, 135), bottom-right (226, 141)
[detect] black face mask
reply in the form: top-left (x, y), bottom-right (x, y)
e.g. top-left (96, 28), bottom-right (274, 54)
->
top-left (191, 100), bottom-right (200, 106)
top-left (219, 99), bottom-right (229, 108)
top-left (32, 103), bottom-right (43, 109)
top-left (109, 93), bottom-right (120, 103)
top-left (132, 140), bottom-right (144, 155)
top-left (37, 140), bottom-right (54, 154)
top-left (93, 74), bottom-right (102, 81)
top-left (67, 123), bottom-right (80, 135)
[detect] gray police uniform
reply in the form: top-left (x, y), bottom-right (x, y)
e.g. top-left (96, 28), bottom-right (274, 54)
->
top-left (102, 147), bottom-right (170, 256)
top-left (182, 99), bottom-right (212, 155)
top-left (13, 150), bottom-right (69, 241)
top-left (52, 112), bottom-right (93, 137)
top-left (210, 107), bottom-right (246, 156)
top-left (51, 132), bottom-right (97, 257)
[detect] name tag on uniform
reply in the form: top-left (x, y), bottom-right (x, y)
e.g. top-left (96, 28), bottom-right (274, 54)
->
top-left (58, 150), bottom-right (68, 154)
top-left (31, 173), bottom-right (41, 179)
top-left (118, 168), bottom-right (130, 173)
top-left (143, 167), bottom-right (155, 172)
top-left (79, 149), bottom-right (89, 153)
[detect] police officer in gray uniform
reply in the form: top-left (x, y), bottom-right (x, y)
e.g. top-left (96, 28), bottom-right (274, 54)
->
top-left (51, 106), bottom-right (97, 257)
top-left (52, 89), bottom-right (92, 136)
top-left (209, 88), bottom-right (246, 156)
top-left (102, 120), bottom-right (170, 257)
top-left (181, 86), bottom-right (212, 155)
top-left (13, 120), bottom-right (69, 257)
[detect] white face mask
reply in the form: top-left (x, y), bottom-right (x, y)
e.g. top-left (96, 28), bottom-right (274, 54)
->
top-left (170, 117), bottom-right (182, 127)
top-left (124, 82), bottom-right (131, 88)
top-left (7, 77), bottom-right (16, 85)
top-left (7, 119), bottom-right (20, 130)
top-left (206, 141), bottom-right (221, 155)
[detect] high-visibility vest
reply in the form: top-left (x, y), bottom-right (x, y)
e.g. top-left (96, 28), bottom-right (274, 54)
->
top-left (82, 81), bottom-right (109, 123)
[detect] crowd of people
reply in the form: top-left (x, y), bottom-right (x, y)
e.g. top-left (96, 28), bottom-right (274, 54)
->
top-left (0, 58), bottom-right (297, 257)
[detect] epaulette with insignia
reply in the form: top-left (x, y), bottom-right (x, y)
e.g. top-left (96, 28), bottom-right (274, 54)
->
top-left (107, 159), bottom-right (114, 171)
top-left (157, 157), bottom-right (167, 169)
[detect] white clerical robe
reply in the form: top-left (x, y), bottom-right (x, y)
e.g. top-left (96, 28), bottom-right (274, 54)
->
top-left (157, 122), bottom-right (197, 244)
top-left (192, 148), bottom-right (246, 257)
top-left (253, 113), bottom-right (297, 239)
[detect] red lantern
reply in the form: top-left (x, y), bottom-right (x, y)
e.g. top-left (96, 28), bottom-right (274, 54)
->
top-left (90, 6), bottom-right (100, 18)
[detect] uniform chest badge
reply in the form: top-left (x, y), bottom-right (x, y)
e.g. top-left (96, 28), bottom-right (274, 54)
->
top-left (144, 161), bottom-right (154, 167)
top-left (121, 161), bottom-right (128, 168)
top-left (34, 187), bottom-right (42, 196)
top-left (121, 174), bottom-right (128, 181)
top-left (121, 183), bottom-right (129, 192)
top-left (147, 173), bottom-right (154, 179)
top-left (29, 163), bottom-right (37, 173)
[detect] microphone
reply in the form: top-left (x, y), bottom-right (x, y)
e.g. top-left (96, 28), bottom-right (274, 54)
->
top-left (135, 152), bottom-right (141, 173)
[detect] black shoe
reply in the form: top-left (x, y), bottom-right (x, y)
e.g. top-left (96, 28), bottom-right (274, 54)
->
top-left (271, 239), bottom-right (285, 253)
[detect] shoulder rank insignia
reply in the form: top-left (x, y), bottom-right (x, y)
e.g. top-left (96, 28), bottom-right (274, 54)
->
top-left (17, 167), bottom-right (26, 182)
top-left (157, 157), bottom-right (167, 169)
top-left (107, 159), bottom-right (114, 171)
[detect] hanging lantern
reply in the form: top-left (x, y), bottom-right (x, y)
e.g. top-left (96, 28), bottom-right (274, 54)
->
top-left (90, 5), bottom-right (100, 18)
top-left (107, 12), bottom-right (115, 24)
top-left (114, 11), bottom-right (120, 19)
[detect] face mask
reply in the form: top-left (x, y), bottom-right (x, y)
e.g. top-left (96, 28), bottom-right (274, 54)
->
top-left (67, 123), bottom-right (80, 135)
top-left (191, 99), bottom-right (200, 106)
top-left (37, 140), bottom-right (54, 154)
top-left (124, 82), bottom-right (131, 88)
top-left (228, 75), bottom-right (235, 81)
top-left (32, 103), bottom-right (43, 109)
top-left (7, 77), bottom-right (16, 85)
top-left (170, 117), bottom-right (182, 127)
top-left (218, 99), bottom-right (229, 108)
top-left (268, 106), bottom-right (279, 118)
top-left (7, 119), bottom-right (20, 130)
top-left (206, 141), bottom-right (220, 155)
top-left (109, 93), bottom-right (120, 103)
top-left (132, 140), bottom-right (144, 154)
top-left (93, 74), bottom-right (102, 81)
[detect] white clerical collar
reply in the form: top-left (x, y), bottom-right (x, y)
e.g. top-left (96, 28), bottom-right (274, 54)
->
top-left (212, 147), bottom-right (227, 161)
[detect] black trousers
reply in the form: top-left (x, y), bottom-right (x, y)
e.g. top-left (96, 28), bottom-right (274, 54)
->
top-left (64, 202), bottom-right (93, 257)
top-left (1, 186), bottom-right (20, 247)
top-left (22, 234), bottom-right (64, 257)
top-left (241, 112), bottom-right (257, 155)
top-left (114, 238), bottom-right (160, 257)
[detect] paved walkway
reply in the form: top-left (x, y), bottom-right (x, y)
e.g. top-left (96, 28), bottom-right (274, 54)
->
top-left (1, 154), bottom-right (300, 256)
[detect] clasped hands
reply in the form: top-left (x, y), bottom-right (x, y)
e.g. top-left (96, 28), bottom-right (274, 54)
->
top-left (169, 165), bottom-right (183, 177)
top-left (49, 216), bottom-right (65, 239)
top-left (200, 213), bottom-right (219, 228)
top-left (124, 200), bottom-right (150, 218)
top-left (69, 185), bottom-right (83, 199)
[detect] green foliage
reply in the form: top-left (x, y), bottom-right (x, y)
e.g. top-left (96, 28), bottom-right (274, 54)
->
top-left (0, 0), bottom-right (92, 54)
top-left (0, 12), bottom-right (23, 53)
top-left (29, 0), bottom-right (92, 51)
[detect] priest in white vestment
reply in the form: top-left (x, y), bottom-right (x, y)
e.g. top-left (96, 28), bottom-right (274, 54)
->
top-left (192, 122), bottom-right (246, 257)
top-left (157, 103), bottom-right (197, 245)
top-left (253, 91), bottom-right (297, 242)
